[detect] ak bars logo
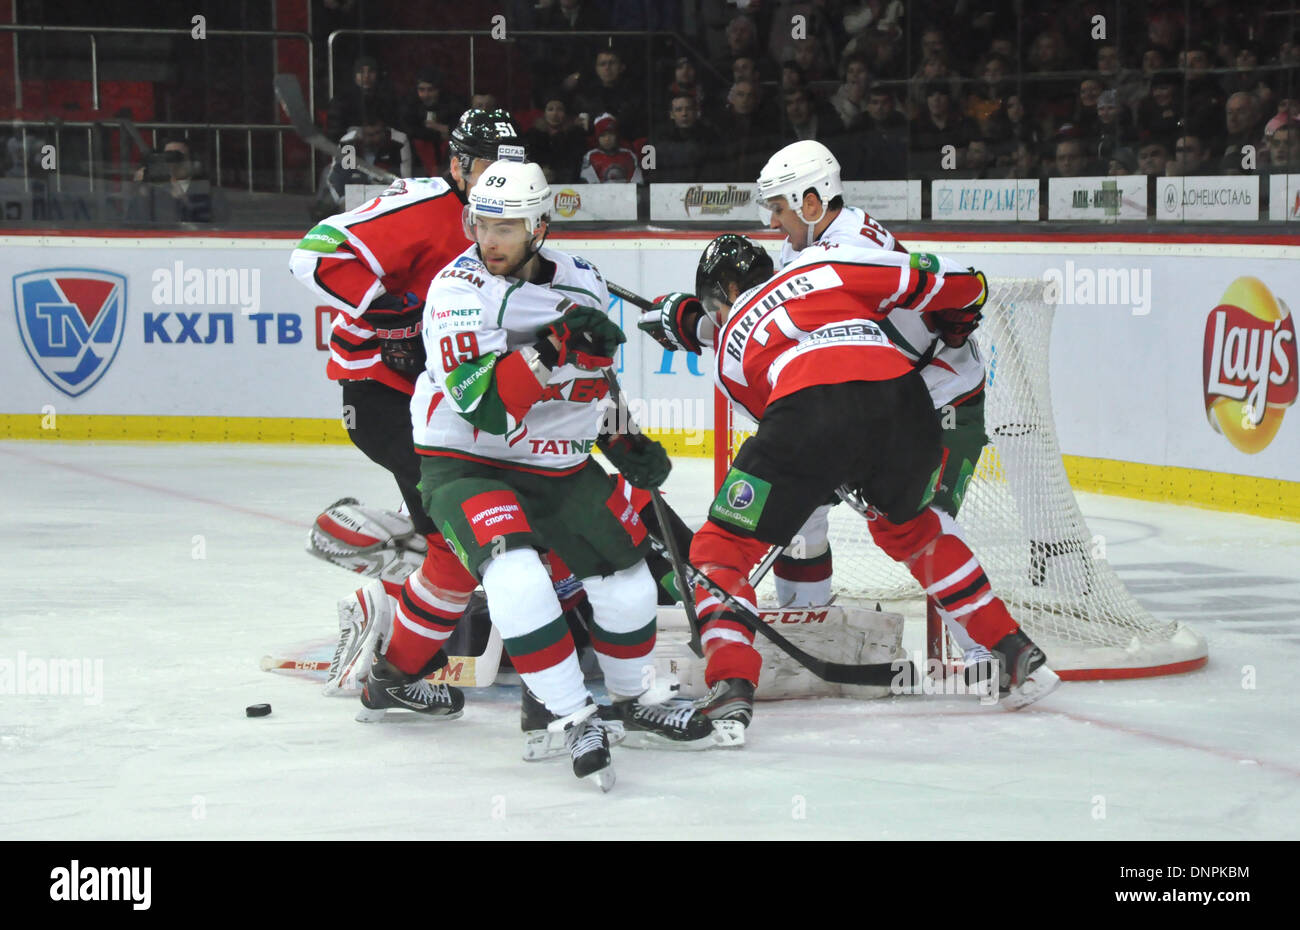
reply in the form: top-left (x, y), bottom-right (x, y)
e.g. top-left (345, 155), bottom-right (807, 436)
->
top-left (14, 269), bottom-right (128, 397)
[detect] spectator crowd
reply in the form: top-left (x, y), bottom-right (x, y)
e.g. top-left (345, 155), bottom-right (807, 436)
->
top-left (314, 0), bottom-right (1300, 191)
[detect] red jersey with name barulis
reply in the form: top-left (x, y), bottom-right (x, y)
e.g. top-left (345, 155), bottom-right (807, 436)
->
top-left (714, 243), bottom-right (986, 422)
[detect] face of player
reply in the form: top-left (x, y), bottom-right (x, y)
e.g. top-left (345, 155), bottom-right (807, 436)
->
top-left (764, 194), bottom-right (824, 249)
top-left (474, 217), bottom-right (541, 276)
top-left (452, 156), bottom-right (495, 193)
top-left (712, 282), bottom-right (743, 326)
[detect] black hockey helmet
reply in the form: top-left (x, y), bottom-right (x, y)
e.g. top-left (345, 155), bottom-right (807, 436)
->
top-left (695, 234), bottom-right (775, 317)
top-left (449, 108), bottom-right (526, 172)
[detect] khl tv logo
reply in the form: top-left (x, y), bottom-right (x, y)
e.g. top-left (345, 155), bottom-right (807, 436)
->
top-left (14, 269), bottom-right (127, 396)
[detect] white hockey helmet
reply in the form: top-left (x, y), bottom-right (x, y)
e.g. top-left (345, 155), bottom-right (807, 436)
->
top-left (755, 140), bottom-right (843, 226)
top-left (465, 159), bottom-right (551, 234)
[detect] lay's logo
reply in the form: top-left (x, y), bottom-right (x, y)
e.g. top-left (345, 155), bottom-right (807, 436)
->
top-left (1202, 277), bottom-right (1297, 453)
top-left (14, 269), bottom-right (128, 397)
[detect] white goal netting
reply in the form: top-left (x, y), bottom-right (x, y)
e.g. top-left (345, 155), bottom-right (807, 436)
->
top-left (717, 278), bottom-right (1208, 678)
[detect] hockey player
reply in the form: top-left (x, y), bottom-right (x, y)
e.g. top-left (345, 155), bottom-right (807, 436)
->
top-left (644, 234), bottom-right (1060, 726)
top-left (411, 159), bottom-right (732, 788)
top-left (755, 140), bottom-right (994, 672)
top-left (291, 109), bottom-right (559, 715)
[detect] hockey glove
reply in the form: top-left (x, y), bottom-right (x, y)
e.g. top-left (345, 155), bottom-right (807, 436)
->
top-left (361, 290), bottom-right (423, 333)
top-left (639, 292), bottom-right (709, 354)
top-left (363, 291), bottom-right (427, 375)
top-left (597, 432), bottom-right (672, 490)
top-left (536, 303), bottom-right (626, 371)
top-left (925, 270), bottom-right (987, 348)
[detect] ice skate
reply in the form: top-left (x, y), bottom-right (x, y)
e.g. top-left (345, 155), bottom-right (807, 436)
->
top-left (522, 686), bottom-right (624, 760)
top-left (603, 692), bottom-right (744, 750)
top-left (990, 631), bottom-right (1060, 710)
top-left (356, 654), bottom-right (465, 722)
top-left (549, 701), bottom-right (614, 791)
top-left (696, 677), bottom-right (756, 729)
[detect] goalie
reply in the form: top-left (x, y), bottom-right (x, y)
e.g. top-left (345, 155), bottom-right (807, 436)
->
top-left (641, 235), bottom-right (1061, 727)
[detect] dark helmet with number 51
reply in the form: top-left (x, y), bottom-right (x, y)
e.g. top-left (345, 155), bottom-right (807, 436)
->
top-left (449, 108), bottom-right (526, 175)
top-left (695, 234), bottom-right (775, 318)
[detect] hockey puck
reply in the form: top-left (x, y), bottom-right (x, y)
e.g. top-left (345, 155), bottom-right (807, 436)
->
top-left (245, 703), bottom-right (272, 718)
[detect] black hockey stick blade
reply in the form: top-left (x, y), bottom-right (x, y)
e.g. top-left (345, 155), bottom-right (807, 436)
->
top-left (273, 73), bottom-right (397, 184)
top-left (648, 535), bottom-right (908, 687)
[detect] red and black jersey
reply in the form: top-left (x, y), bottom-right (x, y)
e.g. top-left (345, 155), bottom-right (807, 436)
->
top-left (290, 175), bottom-right (468, 395)
top-left (714, 242), bottom-right (985, 422)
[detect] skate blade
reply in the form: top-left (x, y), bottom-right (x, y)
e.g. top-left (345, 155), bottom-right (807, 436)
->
top-left (588, 767), bottom-right (616, 792)
top-left (355, 706), bottom-right (465, 723)
top-left (525, 724), bottom-right (626, 760)
top-left (1001, 665), bottom-right (1061, 711)
top-left (618, 720), bottom-right (746, 751)
top-left (523, 729), bottom-right (568, 762)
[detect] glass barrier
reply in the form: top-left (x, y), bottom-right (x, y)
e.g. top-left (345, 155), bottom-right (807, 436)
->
top-left (4, 2), bottom-right (1300, 230)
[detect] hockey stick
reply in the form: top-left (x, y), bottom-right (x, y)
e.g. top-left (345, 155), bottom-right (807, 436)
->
top-left (600, 368), bottom-right (704, 658)
top-left (273, 73), bottom-right (398, 184)
top-left (609, 281), bottom-right (652, 310)
top-left (642, 535), bottom-right (907, 686)
top-left (613, 279), bottom-right (781, 587)
top-left (599, 367), bottom-right (907, 687)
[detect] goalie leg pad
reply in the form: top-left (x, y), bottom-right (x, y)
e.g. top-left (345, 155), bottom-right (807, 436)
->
top-left (324, 579), bottom-right (395, 696)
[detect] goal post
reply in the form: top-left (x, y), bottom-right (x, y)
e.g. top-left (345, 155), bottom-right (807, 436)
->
top-left (713, 277), bottom-right (1209, 681)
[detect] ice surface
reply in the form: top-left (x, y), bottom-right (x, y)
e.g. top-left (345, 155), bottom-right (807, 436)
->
top-left (2, 441), bottom-right (1297, 839)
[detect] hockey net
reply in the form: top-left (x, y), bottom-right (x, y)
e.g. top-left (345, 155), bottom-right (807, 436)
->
top-left (714, 278), bottom-right (1209, 680)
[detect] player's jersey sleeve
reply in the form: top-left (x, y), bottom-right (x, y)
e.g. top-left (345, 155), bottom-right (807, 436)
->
top-left (288, 178), bottom-right (458, 317)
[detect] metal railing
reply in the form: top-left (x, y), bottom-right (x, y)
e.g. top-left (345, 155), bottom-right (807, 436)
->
top-left (1, 24), bottom-right (315, 115)
top-left (5, 119), bottom-right (312, 194)
top-left (2, 25), bottom-right (318, 197)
